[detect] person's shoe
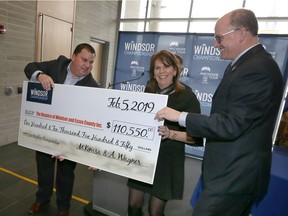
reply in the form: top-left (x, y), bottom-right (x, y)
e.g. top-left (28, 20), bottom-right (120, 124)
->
top-left (28, 202), bottom-right (49, 215)
top-left (57, 210), bottom-right (69, 216)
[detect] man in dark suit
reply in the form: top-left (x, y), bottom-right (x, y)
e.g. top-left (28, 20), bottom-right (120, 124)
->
top-left (24, 43), bottom-right (99, 216)
top-left (155, 9), bottom-right (284, 216)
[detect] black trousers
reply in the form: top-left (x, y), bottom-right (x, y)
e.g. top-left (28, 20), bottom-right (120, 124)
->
top-left (192, 189), bottom-right (254, 216)
top-left (35, 151), bottom-right (77, 211)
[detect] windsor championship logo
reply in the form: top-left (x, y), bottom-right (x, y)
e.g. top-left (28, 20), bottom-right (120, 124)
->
top-left (168, 41), bottom-right (186, 55)
top-left (26, 82), bottom-right (53, 105)
top-left (193, 43), bottom-right (222, 61)
top-left (123, 40), bottom-right (156, 56)
top-left (199, 66), bottom-right (219, 84)
top-left (130, 60), bottom-right (145, 76)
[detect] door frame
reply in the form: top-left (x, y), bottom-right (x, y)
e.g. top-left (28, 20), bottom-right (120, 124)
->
top-left (90, 37), bottom-right (110, 88)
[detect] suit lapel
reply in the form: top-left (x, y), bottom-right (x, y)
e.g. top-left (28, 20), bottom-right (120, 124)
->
top-left (213, 44), bottom-right (265, 98)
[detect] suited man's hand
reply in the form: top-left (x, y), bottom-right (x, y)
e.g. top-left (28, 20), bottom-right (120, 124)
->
top-left (38, 73), bottom-right (55, 91)
top-left (155, 107), bottom-right (181, 122)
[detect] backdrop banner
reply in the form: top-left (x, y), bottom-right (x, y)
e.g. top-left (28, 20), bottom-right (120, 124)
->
top-left (113, 32), bottom-right (288, 158)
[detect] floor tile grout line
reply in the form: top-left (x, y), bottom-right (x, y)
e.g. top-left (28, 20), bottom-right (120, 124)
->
top-left (0, 166), bottom-right (90, 204)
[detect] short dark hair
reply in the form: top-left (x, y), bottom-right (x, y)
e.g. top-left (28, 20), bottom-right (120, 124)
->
top-left (73, 43), bottom-right (96, 55)
top-left (230, 9), bottom-right (258, 36)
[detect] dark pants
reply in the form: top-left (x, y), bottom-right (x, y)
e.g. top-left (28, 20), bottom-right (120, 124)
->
top-left (192, 189), bottom-right (254, 216)
top-left (35, 151), bottom-right (77, 211)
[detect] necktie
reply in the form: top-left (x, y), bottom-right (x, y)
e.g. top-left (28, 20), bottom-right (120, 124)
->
top-left (223, 63), bottom-right (232, 78)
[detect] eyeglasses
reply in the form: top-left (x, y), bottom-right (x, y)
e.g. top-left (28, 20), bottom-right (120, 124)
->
top-left (214, 29), bottom-right (240, 44)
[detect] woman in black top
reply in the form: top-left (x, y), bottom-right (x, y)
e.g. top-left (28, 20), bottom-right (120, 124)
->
top-left (127, 50), bottom-right (201, 216)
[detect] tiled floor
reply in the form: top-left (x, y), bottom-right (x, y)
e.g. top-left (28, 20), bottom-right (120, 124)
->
top-left (0, 142), bottom-right (105, 216)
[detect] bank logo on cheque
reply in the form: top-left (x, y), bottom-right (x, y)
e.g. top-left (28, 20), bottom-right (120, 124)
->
top-left (26, 82), bottom-right (52, 105)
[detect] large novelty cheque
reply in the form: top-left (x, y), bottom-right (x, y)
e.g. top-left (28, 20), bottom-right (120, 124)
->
top-left (18, 81), bottom-right (168, 184)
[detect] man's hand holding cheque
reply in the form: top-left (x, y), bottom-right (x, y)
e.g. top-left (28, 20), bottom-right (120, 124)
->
top-left (155, 107), bottom-right (181, 122)
top-left (156, 107), bottom-right (198, 145)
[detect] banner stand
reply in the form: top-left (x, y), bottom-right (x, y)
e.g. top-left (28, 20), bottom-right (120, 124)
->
top-left (84, 202), bottom-right (120, 216)
top-left (83, 171), bottom-right (129, 216)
